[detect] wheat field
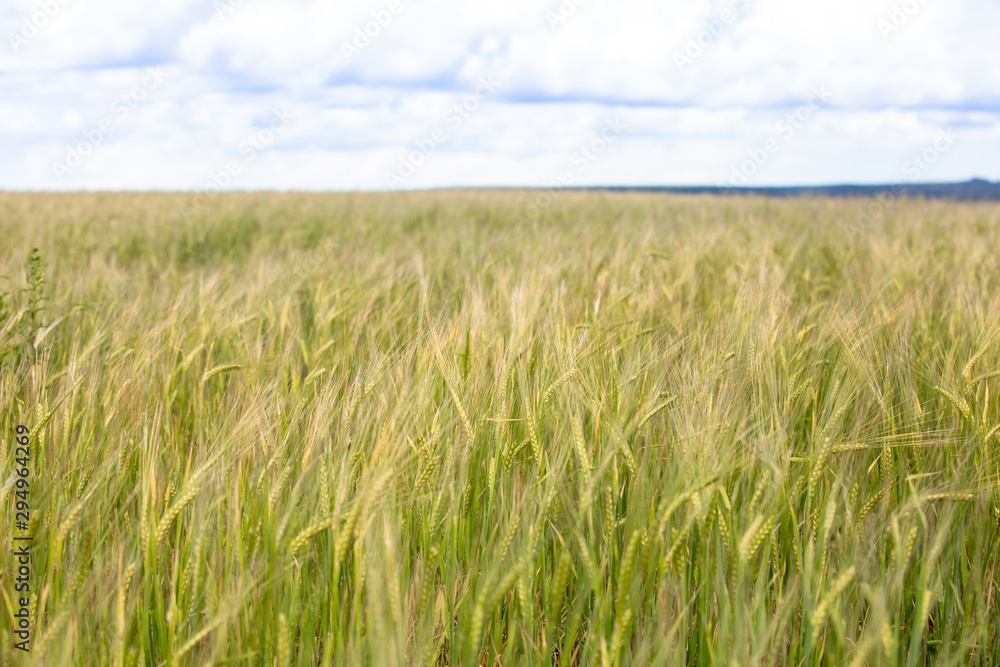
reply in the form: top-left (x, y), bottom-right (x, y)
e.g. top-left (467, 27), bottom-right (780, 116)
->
top-left (1, 191), bottom-right (999, 665)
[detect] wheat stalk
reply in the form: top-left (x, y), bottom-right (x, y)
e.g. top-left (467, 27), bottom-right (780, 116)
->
top-left (811, 565), bottom-right (856, 640)
top-left (201, 363), bottom-right (241, 384)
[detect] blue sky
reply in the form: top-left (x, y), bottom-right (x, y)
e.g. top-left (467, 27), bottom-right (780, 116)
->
top-left (1, 0), bottom-right (998, 191)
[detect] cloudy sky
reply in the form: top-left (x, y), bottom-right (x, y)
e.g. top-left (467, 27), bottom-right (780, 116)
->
top-left (1, 0), bottom-right (998, 191)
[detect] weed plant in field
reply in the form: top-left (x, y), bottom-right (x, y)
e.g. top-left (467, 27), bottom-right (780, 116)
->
top-left (0, 191), bottom-right (999, 665)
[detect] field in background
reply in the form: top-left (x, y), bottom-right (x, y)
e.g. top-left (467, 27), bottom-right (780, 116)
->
top-left (1, 191), bottom-right (999, 665)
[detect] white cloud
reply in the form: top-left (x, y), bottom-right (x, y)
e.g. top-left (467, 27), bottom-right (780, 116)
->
top-left (1, 0), bottom-right (997, 190)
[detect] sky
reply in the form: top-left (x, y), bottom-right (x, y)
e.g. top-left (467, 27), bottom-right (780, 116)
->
top-left (1, 0), bottom-right (998, 191)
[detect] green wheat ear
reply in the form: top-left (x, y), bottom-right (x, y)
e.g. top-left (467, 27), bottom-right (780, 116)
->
top-left (3, 191), bottom-right (998, 664)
